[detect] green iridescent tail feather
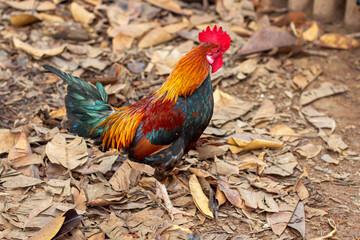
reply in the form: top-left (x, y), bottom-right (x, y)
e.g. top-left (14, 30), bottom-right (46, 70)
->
top-left (43, 65), bottom-right (113, 140)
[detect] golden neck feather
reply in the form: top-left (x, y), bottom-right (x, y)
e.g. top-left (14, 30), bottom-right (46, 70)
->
top-left (155, 43), bottom-right (215, 101)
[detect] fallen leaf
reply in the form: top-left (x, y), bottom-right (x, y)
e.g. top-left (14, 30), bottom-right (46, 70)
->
top-left (300, 84), bottom-right (348, 105)
top-left (238, 188), bottom-right (279, 212)
top-left (38, 13), bottom-right (64, 22)
top-left (227, 133), bottom-right (283, 153)
top-left (10, 14), bottom-right (40, 27)
top-left (296, 143), bottom-right (322, 158)
top-left (252, 99), bottom-right (276, 124)
top-left (88, 232), bottom-right (106, 240)
top-left (8, 132), bottom-right (31, 161)
top-left (263, 152), bottom-right (298, 176)
top-left (297, 21), bottom-right (320, 42)
top-left (49, 107), bottom-right (66, 119)
top-left (321, 154), bottom-right (339, 165)
top-left (109, 160), bottom-right (154, 191)
top-left (267, 197), bottom-right (299, 235)
top-left (294, 179), bottom-right (309, 201)
top-left (216, 186), bottom-right (227, 206)
top-left (13, 38), bottom-right (66, 59)
top-left (288, 201), bottom-right (305, 239)
top-left (112, 32), bottom-right (134, 53)
top-left (305, 206), bottom-right (327, 218)
top-left (270, 123), bottom-right (296, 142)
top-left (45, 133), bottom-right (88, 170)
top-left (7, 0), bottom-right (56, 11)
top-left (107, 22), bottom-right (159, 38)
top-left (316, 33), bottom-right (360, 49)
top-left (145, 0), bottom-right (193, 15)
top-left (217, 179), bottom-right (243, 209)
top-left (189, 174), bottom-right (214, 218)
top-left (237, 155), bottom-right (268, 173)
top-left (2, 173), bottom-right (43, 189)
top-left (213, 157), bottom-right (239, 176)
top-left (28, 213), bottom-right (65, 240)
top-left (238, 26), bottom-right (297, 56)
top-left (0, 129), bottom-right (21, 154)
top-left (327, 134), bottom-right (348, 152)
top-left (197, 145), bottom-right (227, 160)
top-left (70, 2), bottom-right (95, 25)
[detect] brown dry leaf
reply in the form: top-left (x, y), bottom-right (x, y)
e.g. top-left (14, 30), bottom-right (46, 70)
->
top-left (10, 14), bottom-right (40, 27)
top-left (294, 179), bottom-right (309, 201)
top-left (247, 175), bottom-right (287, 195)
top-left (7, 0), bottom-right (56, 11)
top-left (270, 123), bottom-right (296, 142)
top-left (87, 195), bottom-right (126, 207)
top-left (238, 188), bottom-right (279, 212)
top-left (49, 107), bottom-right (66, 119)
top-left (2, 173), bottom-right (43, 189)
top-left (28, 213), bottom-right (65, 240)
top-left (138, 19), bottom-right (188, 48)
top-left (189, 174), bottom-right (214, 218)
top-left (316, 33), bottom-right (360, 49)
top-left (70, 2), bottom-right (95, 25)
top-left (109, 159), bottom-right (154, 191)
top-left (112, 32), bottom-right (134, 53)
top-left (321, 154), bottom-right (339, 165)
top-left (227, 133), bottom-right (283, 154)
top-left (292, 73), bottom-right (310, 90)
top-left (189, 168), bottom-right (216, 179)
top-left (300, 83), bottom-right (348, 105)
top-left (145, 0), bottom-right (193, 15)
top-left (107, 22), bottom-right (159, 38)
top-left (238, 26), bottom-right (297, 56)
top-left (216, 186), bottom-right (227, 206)
top-left (263, 152), bottom-right (298, 177)
top-left (0, 129), bottom-right (21, 154)
top-left (10, 153), bottom-right (43, 169)
top-left (45, 133), bottom-right (88, 170)
top-left (252, 99), bottom-right (276, 124)
top-left (197, 144), bottom-right (227, 160)
top-left (306, 116), bottom-right (336, 133)
top-left (8, 132), bottom-right (31, 161)
top-left (38, 13), bottom-right (64, 22)
top-left (237, 155), bottom-right (268, 173)
top-left (13, 38), bottom-right (66, 59)
top-left (213, 157), bottom-right (239, 176)
top-left (88, 232), bottom-right (106, 240)
top-left (212, 88), bottom-right (255, 127)
top-left (217, 179), bottom-right (243, 209)
top-left (296, 143), bottom-right (322, 159)
top-left (288, 201), bottom-right (305, 239)
top-left (267, 197), bottom-right (299, 235)
top-left (71, 187), bottom-right (87, 211)
top-left (308, 219), bottom-right (337, 240)
top-left (327, 134), bottom-right (348, 152)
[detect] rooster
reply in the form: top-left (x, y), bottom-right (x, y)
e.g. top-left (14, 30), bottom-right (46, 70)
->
top-left (43, 25), bottom-right (231, 219)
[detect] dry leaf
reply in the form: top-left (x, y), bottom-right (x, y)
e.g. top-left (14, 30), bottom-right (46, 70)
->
top-left (0, 129), bottom-right (21, 154)
top-left (145, 0), bottom-right (193, 15)
top-left (13, 38), bottom-right (65, 59)
top-left (296, 143), bottom-right (322, 158)
top-left (217, 179), bottom-right (243, 209)
top-left (112, 32), bottom-right (134, 53)
top-left (238, 26), bottom-right (297, 56)
top-left (2, 173), bottom-right (43, 189)
top-left (301, 21), bottom-right (320, 42)
top-left (213, 157), bottom-right (239, 176)
top-left (189, 174), bottom-right (214, 218)
top-left (316, 33), bottom-right (360, 49)
top-left (38, 13), bottom-right (64, 22)
top-left (45, 133), bottom-right (88, 170)
top-left (227, 133), bottom-right (283, 153)
top-left (216, 186), bottom-right (227, 206)
top-left (270, 123), bottom-right (296, 142)
top-left (238, 188), bottom-right (279, 212)
top-left (197, 144), bottom-right (227, 160)
top-left (10, 14), bottom-right (40, 27)
top-left (107, 22), bottom-right (159, 38)
top-left (49, 107), bottom-right (66, 119)
top-left (300, 84), bottom-right (348, 105)
top-left (88, 232), bottom-right (106, 240)
top-left (237, 155), bottom-right (268, 173)
top-left (288, 201), bottom-right (305, 239)
top-left (7, 0), bottom-right (56, 11)
top-left (252, 99), bottom-right (276, 124)
top-left (28, 213), bottom-right (65, 240)
top-left (263, 152), bottom-right (298, 176)
top-left (327, 134), bottom-right (348, 152)
top-left (109, 160), bottom-right (154, 191)
top-left (305, 206), bottom-right (327, 218)
top-left (8, 132), bottom-right (31, 161)
top-left (70, 2), bottom-right (95, 25)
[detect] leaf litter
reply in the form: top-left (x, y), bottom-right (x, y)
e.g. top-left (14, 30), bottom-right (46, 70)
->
top-left (0, 0), bottom-right (359, 239)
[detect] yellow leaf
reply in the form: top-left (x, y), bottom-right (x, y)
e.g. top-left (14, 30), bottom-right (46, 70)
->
top-left (302, 21), bottom-right (319, 42)
top-left (189, 174), bottom-right (214, 218)
top-left (28, 215), bottom-right (65, 240)
top-left (317, 33), bottom-right (360, 50)
top-left (49, 107), bottom-right (66, 119)
top-left (70, 2), bottom-right (95, 25)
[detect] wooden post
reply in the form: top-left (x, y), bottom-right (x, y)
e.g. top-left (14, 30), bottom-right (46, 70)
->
top-left (313, 0), bottom-right (345, 23)
top-left (344, 0), bottom-right (360, 31)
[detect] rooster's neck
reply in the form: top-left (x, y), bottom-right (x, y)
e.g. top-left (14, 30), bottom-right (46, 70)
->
top-left (155, 43), bottom-right (215, 101)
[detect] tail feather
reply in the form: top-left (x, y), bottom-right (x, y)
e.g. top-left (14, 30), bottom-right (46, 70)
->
top-left (43, 65), bottom-right (113, 139)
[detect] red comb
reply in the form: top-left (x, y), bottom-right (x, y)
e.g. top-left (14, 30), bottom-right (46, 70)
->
top-left (198, 25), bottom-right (231, 50)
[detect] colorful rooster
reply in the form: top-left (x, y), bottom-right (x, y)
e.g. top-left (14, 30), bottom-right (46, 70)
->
top-left (43, 25), bottom-right (231, 218)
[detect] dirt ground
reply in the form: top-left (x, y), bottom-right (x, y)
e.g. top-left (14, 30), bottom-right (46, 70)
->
top-left (1, 1), bottom-right (360, 239)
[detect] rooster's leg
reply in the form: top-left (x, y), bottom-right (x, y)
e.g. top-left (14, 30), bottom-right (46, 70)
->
top-left (156, 180), bottom-right (193, 220)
